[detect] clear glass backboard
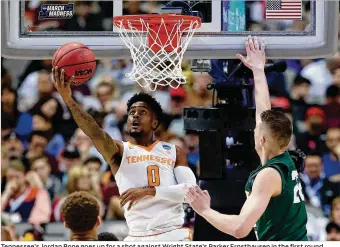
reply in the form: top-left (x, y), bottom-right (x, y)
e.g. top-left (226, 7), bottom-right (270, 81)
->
top-left (1, 0), bottom-right (339, 59)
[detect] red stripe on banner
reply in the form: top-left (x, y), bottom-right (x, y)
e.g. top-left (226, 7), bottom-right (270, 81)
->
top-left (266, 12), bottom-right (301, 14)
top-left (267, 16), bottom-right (301, 20)
top-left (269, 9), bottom-right (302, 11)
top-left (266, 14), bottom-right (301, 16)
top-left (266, 18), bottom-right (302, 20)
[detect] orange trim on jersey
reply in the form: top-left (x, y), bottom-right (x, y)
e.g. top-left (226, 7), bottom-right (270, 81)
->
top-left (129, 140), bottom-right (160, 152)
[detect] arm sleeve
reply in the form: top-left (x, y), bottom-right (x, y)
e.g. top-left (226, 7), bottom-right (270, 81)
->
top-left (155, 166), bottom-right (197, 203)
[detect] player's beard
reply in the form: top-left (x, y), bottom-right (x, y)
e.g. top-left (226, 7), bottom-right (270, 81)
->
top-left (129, 130), bottom-right (143, 138)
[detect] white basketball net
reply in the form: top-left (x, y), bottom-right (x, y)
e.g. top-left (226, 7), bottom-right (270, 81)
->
top-left (113, 16), bottom-right (200, 91)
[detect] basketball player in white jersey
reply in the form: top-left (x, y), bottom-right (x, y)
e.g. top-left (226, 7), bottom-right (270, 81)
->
top-left (52, 67), bottom-right (197, 241)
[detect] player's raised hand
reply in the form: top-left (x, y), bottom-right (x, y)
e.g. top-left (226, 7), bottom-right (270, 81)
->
top-left (52, 66), bottom-right (74, 101)
top-left (236, 36), bottom-right (265, 72)
top-left (185, 185), bottom-right (211, 215)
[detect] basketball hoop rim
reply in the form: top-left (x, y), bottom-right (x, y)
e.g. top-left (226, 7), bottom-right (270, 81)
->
top-left (113, 14), bottom-right (201, 30)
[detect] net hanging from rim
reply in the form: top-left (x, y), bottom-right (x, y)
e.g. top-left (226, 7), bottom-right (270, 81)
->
top-left (113, 14), bottom-right (201, 91)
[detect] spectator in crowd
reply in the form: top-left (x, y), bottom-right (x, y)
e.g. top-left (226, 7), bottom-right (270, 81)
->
top-left (187, 72), bottom-right (213, 107)
top-left (1, 158), bottom-right (51, 225)
top-left (300, 54), bottom-right (339, 104)
top-left (296, 107), bottom-right (327, 154)
top-left (2, 149), bottom-right (9, 193)
top-left (62, 191), bottom-right (101, 241)
top-left (63, 1), bottom-right (104, 32)
top-left (184, 131), bottom-right (200, 167)
top-left (301, 152), bottom-right (339, 216)
top-left (1, 85), bottom-right (32, 141)
top-left (330, 197), bottom-right (340, 226)
top-left (83, 80), bottom-right (118, 113)
top-left (289, 75), bottom-right (311, 135)
top-left (123, 0), bottom-right (147, 15)
top-left (52, 165), bottom-right (103, 222)
top-left (105, 195), bottom-right (125, 221)
top-left (30, 96), bottom-right (64, 132)
top-left (163, 87), bottom-right (187, 137)
top-left (25, 131), bottom-right (59, 176)
top-left (18, 60), bottom-right (52, 88)
top-left (83, 157), bottom-right (120, 210)
top-left (83, 156), bottom-right (102, 177)
top-left (71, 128), bottom-right (108, 170)
top-left (58, 145), bottom-right (81, 185)
top-left (324, 85), bottom-right (340, 129)
top-left (31, 111), bottom-right (65, 158)
top-left (1, 60), bottom-right (13, 87)
top-left (30, 156), bottom-right (62, 201)
top-left (18, 70), bottom-right (53, 112)
top-left (2, 132), bottom-right (24, 159)
top-left (326, 222), bottom-right (340, 241)
top-left (322, 128), bottom-right (340, 182)
top-left (97, 232), bottom-right (119, 241)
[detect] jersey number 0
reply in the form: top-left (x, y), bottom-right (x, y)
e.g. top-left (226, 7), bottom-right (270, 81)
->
top-left (147, 165), bottom-right (160, 186)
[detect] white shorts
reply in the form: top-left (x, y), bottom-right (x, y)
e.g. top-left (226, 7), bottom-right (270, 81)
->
top-left (124, 228), bottom-right (192, 241)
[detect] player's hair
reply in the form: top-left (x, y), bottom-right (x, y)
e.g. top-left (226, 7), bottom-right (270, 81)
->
top-left (260, 110), bottom-right (292, 149)
top-left (61, 191), bottom-right (99, 233)
top-left (127, 93), bottom-right (163, 123)
top-left (97, 232), bottom-right (119, 241)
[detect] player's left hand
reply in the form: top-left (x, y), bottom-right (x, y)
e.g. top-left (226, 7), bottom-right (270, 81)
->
top-left (236, 36), bottom-right (265, 72)
top-left (185, 185), bottom-right (211, 215)
top-left (120, 186), bottom-right (156, 210)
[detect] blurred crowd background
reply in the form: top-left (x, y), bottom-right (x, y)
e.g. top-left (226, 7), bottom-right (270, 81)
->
top-left (1, 0), bottom-right (340, 242)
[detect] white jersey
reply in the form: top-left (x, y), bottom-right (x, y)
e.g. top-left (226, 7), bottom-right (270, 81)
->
top-left (115, 140), bottom-right (185, 237)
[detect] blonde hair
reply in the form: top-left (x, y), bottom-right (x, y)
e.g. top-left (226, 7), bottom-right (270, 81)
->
top-left (330, 197), bottom-right (340, 221)
top-left (66, 166), bottom-right (95, 196)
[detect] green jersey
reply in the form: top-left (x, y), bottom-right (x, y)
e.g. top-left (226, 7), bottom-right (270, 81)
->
top-left (245, 151), bottom-right (308, 241)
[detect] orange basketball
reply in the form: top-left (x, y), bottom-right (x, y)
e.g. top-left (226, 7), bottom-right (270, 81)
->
top-left (52, 42), bottom-right (96, 86)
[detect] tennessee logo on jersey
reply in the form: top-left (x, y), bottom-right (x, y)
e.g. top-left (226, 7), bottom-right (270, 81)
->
top-left (125, 154), bottom-right (175, 167)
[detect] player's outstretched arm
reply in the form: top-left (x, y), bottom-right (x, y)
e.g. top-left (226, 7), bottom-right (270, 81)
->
top-left (52, 67), bottom-right (123, 166)
top-left (186, 168), bottom-right (281, 239)
top-left (154, 146), bottom-right (197, 201)
top-left (237, 36), bottom-right (271, 124)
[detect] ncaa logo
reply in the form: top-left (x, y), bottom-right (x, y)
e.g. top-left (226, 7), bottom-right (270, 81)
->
top-left (162, 145), bottom-right (171, 150)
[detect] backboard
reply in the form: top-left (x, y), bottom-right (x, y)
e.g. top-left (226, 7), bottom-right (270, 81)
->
top-left (2, 0), bottom-right (339, 59)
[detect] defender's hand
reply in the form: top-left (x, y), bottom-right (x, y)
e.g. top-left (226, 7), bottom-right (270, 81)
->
top-left (120, 186), bottom-right (156, 210)
top-left (185, 185), bottom-right (211, 215)
top-left (52, 66), bottom-right (74, 101)
top-left (236, 36), bottom-right (265, 72)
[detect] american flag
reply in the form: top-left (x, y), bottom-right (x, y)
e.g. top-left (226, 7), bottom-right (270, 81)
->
top-left (265, 0), bottom-right (302, 20)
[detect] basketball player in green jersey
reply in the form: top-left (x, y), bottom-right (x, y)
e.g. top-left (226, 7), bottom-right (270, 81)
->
top-left (185, 36), bottom-right (308, 241)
